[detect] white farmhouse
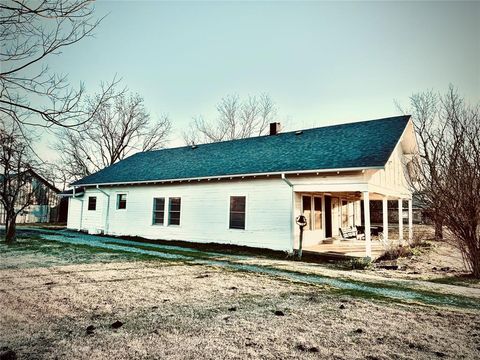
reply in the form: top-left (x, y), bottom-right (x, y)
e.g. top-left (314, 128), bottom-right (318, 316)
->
top-left (66, 116), bottom-right (417, 258)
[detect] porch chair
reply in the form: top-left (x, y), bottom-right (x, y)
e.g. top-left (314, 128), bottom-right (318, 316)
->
top-left (339, 226), bottom-right (363, 241)
top-left (355, 225), bottom-right (383, 241)
top-left (355, 225), bottom-right (366, 240)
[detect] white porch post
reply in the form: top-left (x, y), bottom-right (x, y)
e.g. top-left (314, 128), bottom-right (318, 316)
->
top-left (382, 197), bottom-right (389, 242)
top-left (408, 198), bottom-right (413, 243)
top-left (363, 192), bottom-right (371, 258)
top-left (398, 199), bottom-right (403, 244)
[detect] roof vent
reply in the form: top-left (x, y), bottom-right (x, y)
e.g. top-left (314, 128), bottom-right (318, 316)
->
top-left (269, 122), bottom-right (281, 136)
top-left (295, 130), bottom-right (303, 135)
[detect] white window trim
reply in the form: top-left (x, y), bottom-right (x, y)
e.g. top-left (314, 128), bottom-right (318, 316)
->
top-left (87, 196), bottom-right (97, 211)
top-left (167, 196), bottom-right (182, 227)
top-left (115, 192), bottom-right (128, 211)
top-left (313, 194), bottom-right (325, 235)
top-left (300, 194), bottom-right (310, 231)
top-left (300, 193), bottom-right (325, 238)
top-left (228, 194), bottom-right (247, 231)
top-left (152, 197), bottom-right (166, 226)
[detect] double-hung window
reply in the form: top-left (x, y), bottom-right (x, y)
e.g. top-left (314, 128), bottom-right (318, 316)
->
top-left (302, 195), bottom-right (312, 230)
top-left (117, 194), bottom-right (127, 209)
top-left (88, 196), bottom-right (97, 211)
top-left (168, 197), bottom-right (181, 225)
top-left (152, 198), bottom-right (165, 225)
top-left (314, 197), bottom-right (322, 230)
top-left (229, 196), bottom-right (246, 229)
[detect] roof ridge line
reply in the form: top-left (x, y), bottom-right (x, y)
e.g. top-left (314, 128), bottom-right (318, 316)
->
top-left (143, 115), bottom-right (411, 153)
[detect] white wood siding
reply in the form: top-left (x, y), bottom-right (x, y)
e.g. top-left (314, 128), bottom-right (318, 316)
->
top-left (67, 197), bottom-right (82, 230)
top-left (290, 172), bottom-right (369, 193)
top-left (368, 142), bottom-right (411, 198)
top-left (66, 125), bottom-right (414, 250)
top-left (67, 178), bottom-right (293, 251)
top-left (82, 191), bottom-right (106, 232)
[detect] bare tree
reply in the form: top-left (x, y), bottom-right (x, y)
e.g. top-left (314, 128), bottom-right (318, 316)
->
top-left (36, 162), bottom-right (70, 191)
top-left (183, 93), bottom-right (277, 145)
top-left (0, 0), bottom-right (115, 129)
top-left (397, 91), bottom-right (445, 240)
top-left (0, 118), bottom-right (38, 243)
top-left (55, 86), bottom-right (172, 181)
top-left (404, 86), bottom-right (480, 277)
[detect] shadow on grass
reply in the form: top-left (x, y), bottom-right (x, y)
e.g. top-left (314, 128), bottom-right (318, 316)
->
top-left (0, 233), bottom-right (164, 269)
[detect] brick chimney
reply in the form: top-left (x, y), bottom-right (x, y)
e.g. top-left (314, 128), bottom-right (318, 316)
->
top-left (269, 122), bottom-right (281, 136)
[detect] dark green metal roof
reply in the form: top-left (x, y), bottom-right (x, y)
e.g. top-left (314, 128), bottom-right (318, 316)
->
top-left (72, 115), bottom-right (410, 186)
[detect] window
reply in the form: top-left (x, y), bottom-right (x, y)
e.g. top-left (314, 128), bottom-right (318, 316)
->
top-left (229, 196), bottom-right (246, 229)
top-left (302, 195), bottom-right (312, 230)
top-left (341, 200), bottom-right (348, 227)
top-left (168, 197), bottom-right (181, 225)
top-left (117, 194), bottom-right (127, 209)
top-left (314, 197), bottom-right (322, 230)
top-left (88, 196), bottom-right (97, 211)
top-left (349, 202), bottom-right (355, 226)
top-left (152, 198), bottom-right (165, 225)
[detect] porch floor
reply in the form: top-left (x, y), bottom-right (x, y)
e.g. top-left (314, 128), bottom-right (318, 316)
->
top-left (303, 239), bottom-right (385, 259)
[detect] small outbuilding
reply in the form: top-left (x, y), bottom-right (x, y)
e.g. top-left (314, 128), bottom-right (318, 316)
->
top-left (68, 116), bottom-right (417, 258)
top-left (0, 170), bottom-right (62, 224)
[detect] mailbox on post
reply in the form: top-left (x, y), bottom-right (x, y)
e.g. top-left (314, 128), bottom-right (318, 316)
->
top-left (295, 215), bottom-right (308, 259)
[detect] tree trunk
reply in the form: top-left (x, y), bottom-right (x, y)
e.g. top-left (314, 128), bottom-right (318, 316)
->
top-left (434, 214), bottom-right (443, 241)
top-left (472, 261), bottom-right (480, 279)
top-left (5, 214), bottom-right (16, 244)
top-left (470, 235), bottom-right (480, 279)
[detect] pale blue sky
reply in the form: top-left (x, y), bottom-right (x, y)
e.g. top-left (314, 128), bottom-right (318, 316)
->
top-left (40, 0), bottom-right (479, 158)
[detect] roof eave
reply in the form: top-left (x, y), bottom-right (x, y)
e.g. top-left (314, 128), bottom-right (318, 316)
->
top-left (72, 166), bottom-right (384, 188)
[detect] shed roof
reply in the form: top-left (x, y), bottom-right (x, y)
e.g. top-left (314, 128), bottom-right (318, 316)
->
top-left (1, 169), bottom-right (61, 193)
top-left (72, 115), bottom-right (411, 186)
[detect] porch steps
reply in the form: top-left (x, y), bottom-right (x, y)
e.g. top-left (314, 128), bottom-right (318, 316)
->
top-left (321, 238), bottom-right (336, 245)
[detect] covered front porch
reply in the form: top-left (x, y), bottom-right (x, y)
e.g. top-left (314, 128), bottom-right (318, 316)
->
top-left (294, 190), bottom-right (414, 259)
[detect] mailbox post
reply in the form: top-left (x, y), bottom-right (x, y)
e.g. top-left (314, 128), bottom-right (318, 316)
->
top-left (295, 215), bottom-right (308, 259)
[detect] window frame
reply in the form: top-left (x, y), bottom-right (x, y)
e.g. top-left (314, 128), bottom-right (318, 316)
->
top-left (301, 194), bottom-right (312, 231)
top-left (341, 199), bottom-right (349, 228)
top-left (87, 196), bottom-right (97, 211)
top-left (229, 195), bottom-right (246, 230)
top-left (116, 193), bottom-right (127, 210)
top-left (300, 193), bottom-right (326, 237)
top-left (313, 196), bottom-right (323, 230)
top-left (168, 197), bottom-right (181, 226)
top-left (152, 197), bottom-right (166, 225)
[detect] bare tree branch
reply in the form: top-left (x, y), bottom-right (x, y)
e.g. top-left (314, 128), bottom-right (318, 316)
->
top-left (400, 86), bottom-right (480, 277)
top-left (183, 93), bottom-right (278, 145)
top-left (54, 84), bottom-right (172, 182)
top-left (0, 0), bottom-right (108, 129)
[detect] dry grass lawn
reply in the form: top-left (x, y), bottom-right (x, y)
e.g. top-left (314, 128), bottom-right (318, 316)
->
top-left (1, 257), bottom-right (480, 359)
top-left (1, 230), bottom-right (480, 359)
